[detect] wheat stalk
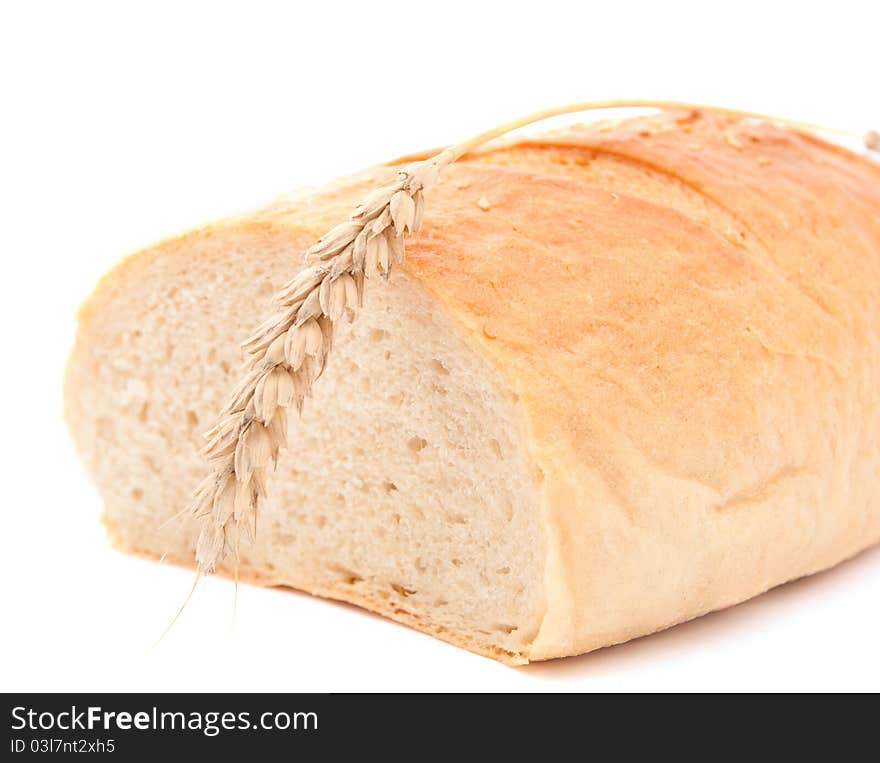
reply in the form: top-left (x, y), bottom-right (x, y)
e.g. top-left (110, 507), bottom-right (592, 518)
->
top-left (188, 99), bottom-right (879, 574)
top-left (190, 147), bottom-right (455, 571)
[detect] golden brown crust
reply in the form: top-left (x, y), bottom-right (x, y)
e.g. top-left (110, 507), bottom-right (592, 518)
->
top-left (402, 110), bottom-right (880, 656)
top-left (72, 109), bottom-right (880, 661)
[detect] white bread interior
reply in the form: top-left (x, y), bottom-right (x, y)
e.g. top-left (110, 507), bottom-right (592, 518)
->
top-left (64, 230), bottom-right (546, 663)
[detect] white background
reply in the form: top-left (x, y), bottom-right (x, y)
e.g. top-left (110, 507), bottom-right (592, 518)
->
top-left (1, 0), bottom-right (878, 692)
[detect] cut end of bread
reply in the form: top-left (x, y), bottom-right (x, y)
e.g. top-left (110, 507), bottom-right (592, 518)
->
top-left (65, 228), bottom-right (548, 663)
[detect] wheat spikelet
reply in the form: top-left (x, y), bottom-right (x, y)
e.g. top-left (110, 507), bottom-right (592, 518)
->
top-left (189, 150), bottom-right (450, 572)
top-left (187, 100), bottom-right (878, 574)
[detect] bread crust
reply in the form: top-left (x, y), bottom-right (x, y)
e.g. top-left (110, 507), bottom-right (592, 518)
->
top-left (111, 533), bottom-right (529, 665)
top-left (68, 109), bottom-right (880, 661)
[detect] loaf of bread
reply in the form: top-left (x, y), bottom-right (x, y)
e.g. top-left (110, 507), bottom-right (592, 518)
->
top-left (64, 108), bottom-right (880, 663)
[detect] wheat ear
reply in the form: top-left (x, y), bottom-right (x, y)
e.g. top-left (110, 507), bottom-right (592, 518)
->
top-left (190, 147), bottom-right (456, 571)
top-left (188, 99), bottom-right (879, 574)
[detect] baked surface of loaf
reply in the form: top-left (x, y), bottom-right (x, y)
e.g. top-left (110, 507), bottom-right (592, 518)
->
top-left (65, 109), bottom-right (880, 662)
